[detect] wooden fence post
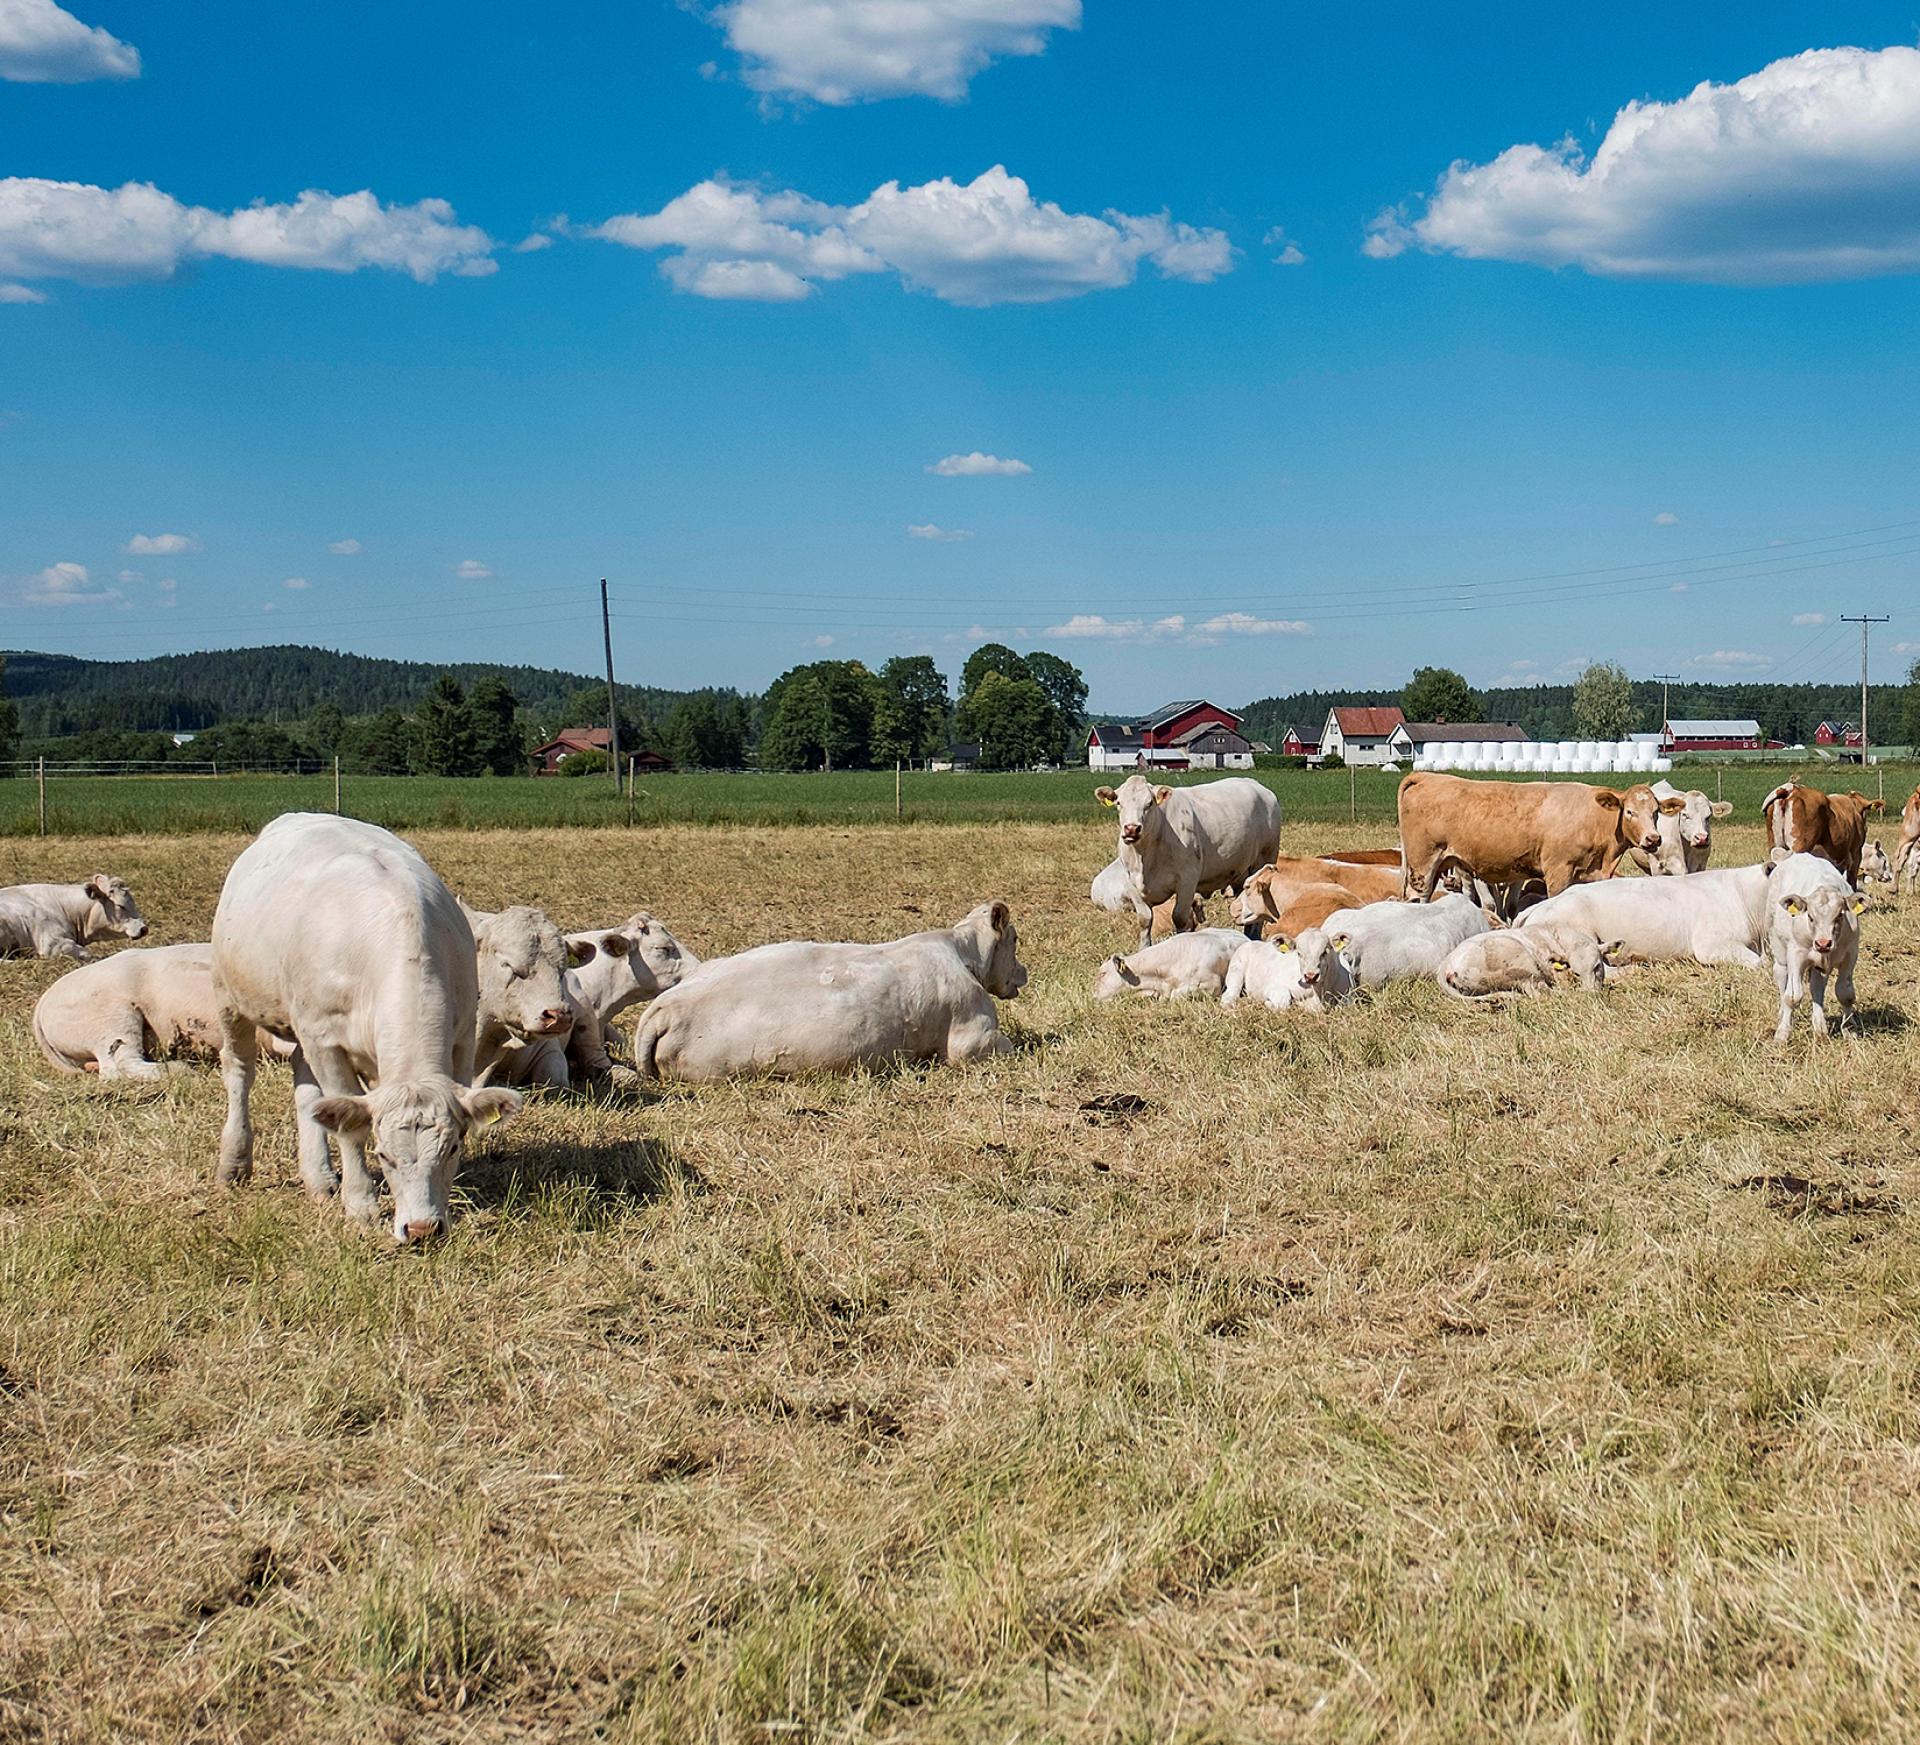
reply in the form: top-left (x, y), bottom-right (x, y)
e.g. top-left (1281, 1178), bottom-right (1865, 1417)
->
top-left (1348, 762), bottom-right (1356, 824)
top-left (334, 755), bottom-right (342, 814)
top-left (896, 760), bottom-right (902, 822)
top-left (626, 756), bottom-right (636, 827)
top-left (37, 756), bottom-right (46, 837)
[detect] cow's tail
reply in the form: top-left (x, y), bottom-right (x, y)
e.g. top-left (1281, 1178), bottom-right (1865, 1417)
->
top-left (31, 996), bottom-right (82, 1075)
top-left (631, 1007), bottom-right (666, 1081)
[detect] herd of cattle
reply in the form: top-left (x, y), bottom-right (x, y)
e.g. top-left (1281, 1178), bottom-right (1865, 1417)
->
top-left (0, 770), bottom-right (1916, 1244)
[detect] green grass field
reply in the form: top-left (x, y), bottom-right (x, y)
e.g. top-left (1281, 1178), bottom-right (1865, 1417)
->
top-left (4, 816), bottom-right (1920, 1739)
top-left (5, 761), bottom-right (1913, 837)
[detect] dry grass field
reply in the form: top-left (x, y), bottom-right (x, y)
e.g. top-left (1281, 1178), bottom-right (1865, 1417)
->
top-left (5, 817), bottom-right (1920, 1742)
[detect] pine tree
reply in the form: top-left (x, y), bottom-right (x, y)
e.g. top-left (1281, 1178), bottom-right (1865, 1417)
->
top-left (412, 675), bottom-right (479, 776)
top-left (464, 677), bottom-right (525, 775)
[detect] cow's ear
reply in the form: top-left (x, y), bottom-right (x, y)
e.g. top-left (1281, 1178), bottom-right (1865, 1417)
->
top-left (311, 1094), bottom-right (374, 1137)
top-left (1850, 893), bottom-right (1869, 914)
top-left (1330, 932), bottom-right (1351, 951)
top-left (1709, 800), bottom-right (1733, 818)
top-left (1273, 935), bottom-right (1295, 953)
top-left (988, 901), bottom-right (1011, 934)
top-left (565, 939), bottom-right (597, 969)
top-left (1151, 785), bottom-right (1173, 806)
top-left (83, 877), bottom-right (108, 901)
top-left (1658, 796), bottom-right (1687, 815)
top-left (1549, 957), bottom-right (1569, 971)
top-left (1095, 786), bottom-right (1118, 807)
top-left (597, 932), bottom-right (632, 958)
top-left (1603, 939), bottom-right (1627, 961)
top-left (1594, 791), bottom-right (1623, 811)
top-left (460, 1086), bottom-right (523, 1128)
top-left (1782, 895), bottom-right (1807, 915)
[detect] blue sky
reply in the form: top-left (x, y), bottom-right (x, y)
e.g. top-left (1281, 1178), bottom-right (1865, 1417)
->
top-left (2, 0), bottom-right (1917, 709)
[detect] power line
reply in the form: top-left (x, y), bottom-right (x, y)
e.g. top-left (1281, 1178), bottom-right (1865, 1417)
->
top-left (1841, 614), bottom-right (1891, 755)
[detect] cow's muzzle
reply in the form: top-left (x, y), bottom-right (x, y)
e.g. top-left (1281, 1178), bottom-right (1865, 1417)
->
top-left (533, 1008), bottom-right (574, 1035)
top-left (1120, 823), bottom-right (1142, 842)
top-left (400, 1217), bottom-right (444, 1245)
top-left (127, 921), bottom-right (149, 938)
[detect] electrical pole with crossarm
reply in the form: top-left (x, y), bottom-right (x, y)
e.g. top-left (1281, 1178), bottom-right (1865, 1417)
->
top-left (1840, 615), bottom-right (1889, 764)
top-left (1651, 672), bottom-right (1680, 740)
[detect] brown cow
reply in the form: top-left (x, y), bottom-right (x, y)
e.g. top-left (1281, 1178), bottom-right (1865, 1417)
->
top-left (1232, 856), bottom-right (1404, 935)
top-left (1245, 882), bottom-right (1367, 940)
top-left (1319, 848), bottom-right (1404, 867)
top-left (1760, 779), bottom-right (1883, 884)
top-left (1892, 785), bottom-right (1919, 892)
top-left (1398, 772), bottom-right (1679, 900)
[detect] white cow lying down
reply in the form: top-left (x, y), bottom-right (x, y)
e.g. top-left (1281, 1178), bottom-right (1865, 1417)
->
top-left (1436, 926), bottom-right (1613, 1001)
top-left (1516, 864), bottom-right (1772, 968)
top-left (1321, 893), bottom-right (1488, 989)
top-left (634, 902), bottom-right (1027, 1081)
top-left (1094, 929), bottom-right (1246, 1000)
top-left (489, 912), bottom-right (700, 1086)
top-left (33, 943), bottom-right (296, 1079)
top-left (0, 875), bottom-right (148, 961)
top-left (1767, 852), bottom-right (1864, 1042)
top-left (1222, 928), bottom-right (1353, 1012)
top-left (211, 813), bottom-right (520, 1244)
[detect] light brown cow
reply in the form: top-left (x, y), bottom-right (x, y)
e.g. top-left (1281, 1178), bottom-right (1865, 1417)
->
top-left (1398, 772), bottom-right (1679, 900)
top-left (1231, 856), bottom-right (1403, 934)
top-left (1760, 779), bottom-right (1883, 884)
top-left (1319, 848), bottom-right (1404, 867)
top-left (1892, 785), bottom-right (1920, 892)
top-left (1260, 883), bottom-right (1362, 940)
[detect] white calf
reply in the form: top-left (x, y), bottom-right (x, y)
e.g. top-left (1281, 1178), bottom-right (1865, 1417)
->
top-left (1094, 929), bottom-right (1246, 1000)
top-left (1766, 853), bottom-right (1864, 1042)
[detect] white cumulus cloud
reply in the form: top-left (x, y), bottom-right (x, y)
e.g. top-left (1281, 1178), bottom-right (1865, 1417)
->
top-left (1043, 613), bottom-right (1188, 643)
top-left (908, 523), bottom-right (974, 541)
top-left (327, 538), bottom-right (361, 555)
top-left (125, 532), bottom-right (198, 555)
top-left (1790, 611), bottom-right (1827, 626)
top-left (283, 575), bottom-right (309, 590)
top-left (1365, 46), bottom-right (1920, 283)
top-left (0, 281), bottom-right (47, 303)
top-left (927, 450), bottom-right (1030, 476)
top-left (0, 178), bottom-right (495, 288)
top-left (1189, 612), bottom-right (1313, 642)
top-left (709, 0), bottom-right (1080, 104)
top-left (1654, 511), bottom-right (1680, 525)
top-left (454, 558), bottom-right (492, 579)
top-left (1262, 225), bottom-right (1306, 266)
top-left (595, 166), bottom-right (1231, 306)
top-left (24, 559), bottom-right (122, 605)
top-left (812, 633), bottom-right (835, 647)
top-left (0, 0), bottom-right (138, 83)
top-left (1689, 648), bottom-right (1772, 672)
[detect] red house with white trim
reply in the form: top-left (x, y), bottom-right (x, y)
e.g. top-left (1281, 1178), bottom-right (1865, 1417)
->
top-left (1086, 700), bottom-right (1253, 772)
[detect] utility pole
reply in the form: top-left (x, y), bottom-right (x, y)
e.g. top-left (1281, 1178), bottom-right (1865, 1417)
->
top-left (1651, 673), bottom-right (1680, 739)
top-left (599, 578), bottom-right (620, 787)
top-left (1841, 615), bottom-right (1889, 765)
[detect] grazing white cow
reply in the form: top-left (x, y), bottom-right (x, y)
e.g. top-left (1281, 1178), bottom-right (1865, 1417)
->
top-left (1857, 841), bottom-right (1894, 887)
top-left (33, 943), bottom-right (296, 1079)
top-left (0, 875), bottom-right (147, 960)
top-left (1222, 929), bottom-right (1352, 1012)
top-left (1094, 929), bottom-right (1247, 1001)
top-left (1767, 852), bottom-right (1864, 1042)
top-left (459, 903), bottom-right (578, 1083)
top-left (1319, 893), bottom-right (1489, 989)
top-left (490, 912), bottom-right (699, 1087)
top-left (211, 814), bottom-right (520, 1243)
top-left (1095, 776), bottom-right (1281, 947)
top-left (1436, 926), bottom-right (1613, 1001)
top-left (634, 902), bottom-right (1026, 1081)
top-left (1626, 781), bottom-right (1733, 876)
top-left (1516, 864), bottom-right (1774, 968)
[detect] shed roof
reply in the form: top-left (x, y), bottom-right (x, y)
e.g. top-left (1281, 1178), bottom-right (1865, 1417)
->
top-left (1401, 721), bottom-right (1530, 744)
top-left (1667, 719), bottom-right (1761, 738)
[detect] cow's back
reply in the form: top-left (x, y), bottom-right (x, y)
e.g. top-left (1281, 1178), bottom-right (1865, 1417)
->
top-left (1170, 779), bottom-right (1281, 881)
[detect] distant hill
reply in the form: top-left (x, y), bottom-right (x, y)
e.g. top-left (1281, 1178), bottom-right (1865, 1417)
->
top-left (1, 645), bottom-right (709, 737)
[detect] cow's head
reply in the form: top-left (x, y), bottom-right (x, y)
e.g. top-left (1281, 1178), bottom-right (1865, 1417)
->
top-left (312, 1075), bottom-right (521, 1244)
top-left (957, 900), bottom-right (1027, 999)
top-left (567, 911), bottom-right (699, 1017)
top-left (1097, 775), bottom-right (1171, 846)
top-left (1667, 789), bottom-right (1732, 851)
top-left (1093, 952), bottom-right (1141, 1000)
top-left (1543, 929), bottom-right (1619, 991)
top-left (1777, 883), bottom-right (1865, 972)
top-left (82, 874), bottom-right (147, 941)
top-left (473, 905), bottom-right (574, 1040)
top-left (1232, 866), bottom-right (1281, 935)
top-left (1859, 841), bottom-right (1894, 885)
top-left (1600, 785), bottom-right (1683, 854)
top-left (1272, 927), bottom-right (1339, 1010)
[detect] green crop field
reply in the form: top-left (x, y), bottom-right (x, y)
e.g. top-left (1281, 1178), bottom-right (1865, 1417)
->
top-left (4, 761), bottom-right (1913, 838)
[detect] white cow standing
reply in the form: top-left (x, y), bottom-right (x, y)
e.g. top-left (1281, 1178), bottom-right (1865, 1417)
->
top-left (211, 814), bottom-right (520, 1243)
top-left (1094, 775), bottom-right (1281, 947)
top-left (1093, 929), bottom-right (1247, 1000)
top-left (633, 902), bottom-right (1026, 1081)
top-left (1767, 852), bottom-right (1865, 1042)
top-left (0, 875), bottom-right (148, 960)
top-left (1626, 781), bottom-right (1733, 876)
top-left (1319, 893), bottom-right (1489, 989)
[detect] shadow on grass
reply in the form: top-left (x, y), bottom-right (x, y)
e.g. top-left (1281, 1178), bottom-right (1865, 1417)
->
top-left (460, 1134), bottom-right (708, 1227)
top-left (1847, 1001), bottom-right (1912, 1035)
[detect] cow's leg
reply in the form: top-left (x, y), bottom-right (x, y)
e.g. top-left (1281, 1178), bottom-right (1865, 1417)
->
top-left (947, 1013), bottom-right (1013, 1063)
top-left (1836, 954), bottom-right (1859, 1033)
top-left (1132, 892), bottom-right (1154, 950)
top-left (1170, 877), bottom-right (1201, 935)
top-left (290, 1047), bottom-right (340, 1200)
top-left (1772, 960), bottom-right (1801, 1044)
top-left (94, 1003), bottom-right (164, 1081)
top-left (215, 1012), bottom-right (258, 1187)
top-left (309, 1043), bottom-right (379, 1225)
top-left (1807, 966), bottom-right (1832, 1037)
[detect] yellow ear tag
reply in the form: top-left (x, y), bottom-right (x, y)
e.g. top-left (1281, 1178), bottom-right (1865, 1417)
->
top-left (1550, 958), bottom-right (1568, 970)
top-left (1852, 898), bottom-right (1866, 914)
top-left (1276, 940), bottom-right (1293, 953)
top-left (1099, 794), bottom-right (1117, 808)
top-left (1331, 934), bottom-right (1350, 951)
